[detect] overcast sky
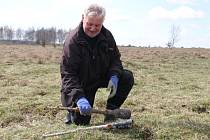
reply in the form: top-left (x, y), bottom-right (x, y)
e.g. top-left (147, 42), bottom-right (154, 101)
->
top-left (1, 0), bottom-right (210, 48)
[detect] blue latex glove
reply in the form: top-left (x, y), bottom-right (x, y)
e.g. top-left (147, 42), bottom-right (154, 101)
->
top-left (107, 75), bottom-right (119, 99)
top-left (76, 97), bottom-right (92, 115)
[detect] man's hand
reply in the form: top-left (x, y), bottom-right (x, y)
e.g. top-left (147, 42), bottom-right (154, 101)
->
top-left (107, 75), bottom-right (119, 99)
top-left (76, 97), bottom-right (91, 115)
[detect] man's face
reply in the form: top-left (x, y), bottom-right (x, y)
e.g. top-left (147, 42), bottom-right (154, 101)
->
top-left (82, 15), bottom-right (104, 38)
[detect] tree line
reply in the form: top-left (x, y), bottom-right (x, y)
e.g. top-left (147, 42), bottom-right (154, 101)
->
top-left (0, 24), bottom-right (181, 48)
top-left (0, 26), bottom-right (69, 47)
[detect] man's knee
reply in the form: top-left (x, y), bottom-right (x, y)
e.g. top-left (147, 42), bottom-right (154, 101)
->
top-left (121, 69), bottom-right (134, 87)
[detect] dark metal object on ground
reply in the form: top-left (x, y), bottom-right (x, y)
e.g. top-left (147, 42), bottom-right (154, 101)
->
top-left (42, 118), bottom-right (133, 138)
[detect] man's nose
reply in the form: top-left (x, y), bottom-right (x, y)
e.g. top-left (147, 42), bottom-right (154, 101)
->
top-left (90, 26), bottom-right (97, 31)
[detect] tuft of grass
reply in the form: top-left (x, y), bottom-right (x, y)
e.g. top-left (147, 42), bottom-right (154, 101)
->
top-left (1, 113), bottom-right (24, 128)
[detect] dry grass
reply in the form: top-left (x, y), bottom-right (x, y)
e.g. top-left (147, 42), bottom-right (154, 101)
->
top-left (0, 44), bottom-right (210, 140)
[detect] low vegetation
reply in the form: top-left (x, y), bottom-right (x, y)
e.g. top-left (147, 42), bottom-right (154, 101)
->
top-left (0, 44), bottom-right (209, 140)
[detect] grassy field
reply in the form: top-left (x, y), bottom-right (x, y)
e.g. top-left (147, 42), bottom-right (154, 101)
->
top-left (0, 44), bottom-right (209, 140)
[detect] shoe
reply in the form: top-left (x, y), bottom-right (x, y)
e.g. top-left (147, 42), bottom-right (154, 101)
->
top-left (65, 112), bottom-right (73, 124)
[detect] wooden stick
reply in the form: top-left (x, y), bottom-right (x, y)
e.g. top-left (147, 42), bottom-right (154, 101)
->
top-left (48, 106), bottom-right (131, 119)
top-left (49, 106), bottom-right (108, 114)
top-left (42, 119), bottom-right (133, 138)
top-left (42, 124), bottom-right (111, 138)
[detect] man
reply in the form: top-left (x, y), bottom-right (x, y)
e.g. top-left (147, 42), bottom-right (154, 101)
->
top-left (60, 4), bottom-right (134, 125)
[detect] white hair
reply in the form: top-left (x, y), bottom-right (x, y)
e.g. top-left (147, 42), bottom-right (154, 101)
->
top-left (84, 4), bottom-right (106, 19)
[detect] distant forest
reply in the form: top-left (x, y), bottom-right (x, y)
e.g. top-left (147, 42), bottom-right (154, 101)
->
top-left (0, 26), bottom-right (69, 47)
top-left (0, 25), bottom-right (140, 48)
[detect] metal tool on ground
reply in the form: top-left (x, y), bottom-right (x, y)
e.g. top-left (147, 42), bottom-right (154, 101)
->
top-left (49, 106), bottom-right (131, 119)
top-left (42, 118), bottom-right (133, 138)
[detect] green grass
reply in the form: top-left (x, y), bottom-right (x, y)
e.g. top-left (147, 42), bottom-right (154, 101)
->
top-left (0, 45), bottom-right (209, 140)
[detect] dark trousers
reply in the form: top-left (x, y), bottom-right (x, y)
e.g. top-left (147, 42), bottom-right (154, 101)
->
top-left (70, 69), bottom-right (134, 125)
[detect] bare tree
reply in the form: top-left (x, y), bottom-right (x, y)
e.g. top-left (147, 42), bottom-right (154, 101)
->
top-left (3, 26), bottom-right (9, 40)
top-left (57, 29), bottom-right (65, 44)
top-left (167, 24), bottom-right (180, 48)
top-left (7, 28), bottom-right (14, 40)
top-left (16, 28), bottom-right (23, 40)
top-left (3, 26), bottom-right (14, 40)
top-left (24, 27), bottom-right (35, 41)
top-left (51, 28), bottom-right (57, 47)
top-left (36, 28), bottom-right (46, 47)
top-left (51, 28), bottom-right (56, 45)
top-left (46, 27), bottom-right (57, 47)
top-left (0, 27), bottom-right (3, 40)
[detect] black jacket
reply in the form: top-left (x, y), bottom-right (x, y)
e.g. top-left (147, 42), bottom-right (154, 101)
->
top-left (60, 22), bottom-right (123, 107)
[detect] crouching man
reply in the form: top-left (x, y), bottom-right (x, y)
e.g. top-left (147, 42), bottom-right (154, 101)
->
top-left (60, 3), bottom-right (134, 125)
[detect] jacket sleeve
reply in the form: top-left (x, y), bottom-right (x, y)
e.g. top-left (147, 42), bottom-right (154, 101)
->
top-left (107, 32), bottom-right (123, 78)
top-left (60, 38), bottom-right (84, 107)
